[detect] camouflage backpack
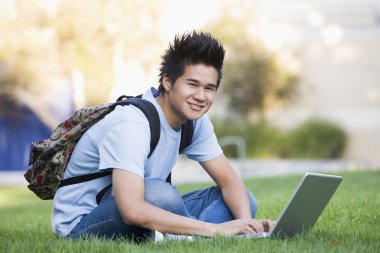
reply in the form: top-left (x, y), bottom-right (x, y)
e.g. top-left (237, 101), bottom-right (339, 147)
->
top-left (24, 95), bottom-right (194, 201)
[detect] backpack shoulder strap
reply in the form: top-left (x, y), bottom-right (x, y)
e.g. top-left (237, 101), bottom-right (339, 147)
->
top-left (165, 120), bottom-right (194, 184)
top-left (117, 94), bottom-right (193, 154)
top-left (114, 97), bottom-right (160, 157)
top-left (179, 120), bottom-right (194, 153)
top-left (94, 96), bottom-right (162, 204)
top-left (117, 95), bottom-right (194, 186)
top-left (59, 97), bottom-right (160, 191)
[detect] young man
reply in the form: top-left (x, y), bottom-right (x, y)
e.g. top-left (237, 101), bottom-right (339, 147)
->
top-left (52, 31), bottom-right (273, 240)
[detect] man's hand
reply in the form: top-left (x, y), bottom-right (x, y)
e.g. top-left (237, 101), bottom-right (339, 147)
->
top-left (260, 219), bottom-right (275, 232)
top-left (208, 219), bottom-right (275, 236)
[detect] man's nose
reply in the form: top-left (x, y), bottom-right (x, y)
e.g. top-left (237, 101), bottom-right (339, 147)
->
top-left (194, 88), bottom-right (206, 101)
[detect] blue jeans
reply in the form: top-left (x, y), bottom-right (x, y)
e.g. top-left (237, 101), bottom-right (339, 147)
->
top-left (68, 178), bottom-right (258, 240)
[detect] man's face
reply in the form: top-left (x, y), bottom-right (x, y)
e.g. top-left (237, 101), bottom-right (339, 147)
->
top-left (164, 64), bottom-right (218, 126)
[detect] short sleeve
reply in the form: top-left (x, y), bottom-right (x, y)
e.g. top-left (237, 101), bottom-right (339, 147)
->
top-left (182, 115), bottom-right (223, 162)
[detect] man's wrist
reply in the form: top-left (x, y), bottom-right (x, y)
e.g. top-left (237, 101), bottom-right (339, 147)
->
top-left (235, 211), bottom-right (253, 220)
top-left (205, 222), bottom-right (217, 237)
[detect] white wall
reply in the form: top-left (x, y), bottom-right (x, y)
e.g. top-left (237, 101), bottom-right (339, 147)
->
top-left (257, 0), bottom-right (380, 167)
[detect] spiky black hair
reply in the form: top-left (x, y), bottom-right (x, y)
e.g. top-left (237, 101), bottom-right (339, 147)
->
top-left (158, 31), bottom-right (225, 91)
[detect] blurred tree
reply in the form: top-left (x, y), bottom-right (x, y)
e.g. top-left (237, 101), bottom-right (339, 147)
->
top-left (53, 0), bottom-right (164, 105)
top-left (0, 0), bottom-right (164, 106)
top-left (1, 0), bottom-right (297, 112)
top-left (206, 2), bottom-right (298, 119)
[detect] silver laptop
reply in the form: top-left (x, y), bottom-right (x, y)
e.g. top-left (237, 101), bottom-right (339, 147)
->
top-left (238, 172), bottom-right (343, 239)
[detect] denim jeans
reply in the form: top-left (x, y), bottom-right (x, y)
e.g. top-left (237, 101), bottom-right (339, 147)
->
top-left (68, 178), bottom-right (258, 240)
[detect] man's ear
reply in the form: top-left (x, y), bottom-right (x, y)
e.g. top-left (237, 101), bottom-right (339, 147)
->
top-left (163, 76), bottom-right (171, 92)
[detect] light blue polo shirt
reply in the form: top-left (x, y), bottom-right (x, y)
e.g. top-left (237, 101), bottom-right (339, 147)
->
top-left (52, 87), bottom-right (223, 237)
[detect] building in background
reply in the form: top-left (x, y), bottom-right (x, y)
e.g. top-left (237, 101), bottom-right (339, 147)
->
top-left (0, 80), bottom-right (74, 172)
top-left (0, 0), bottom-right (379, 176)
top-left (253, 0), bottom-right (380, 167)
top-left (0, 95), bottom-right (51, 171)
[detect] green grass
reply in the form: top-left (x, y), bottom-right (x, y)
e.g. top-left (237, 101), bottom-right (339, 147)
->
top-left (0, 170), bottom-right (379, 253)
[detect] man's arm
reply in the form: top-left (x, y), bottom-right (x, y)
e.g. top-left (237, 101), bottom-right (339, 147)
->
top-left (113, 168), bottom-right (209, 235)
top-left (200, 154), bottom-right (253, 219)
top-left (200, 154), bottom-right (273, 232)
top-left (112, 168), bottom-right (266, 236)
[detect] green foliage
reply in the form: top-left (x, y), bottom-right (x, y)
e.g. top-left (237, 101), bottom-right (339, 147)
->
top-left (207, 7), bottom-right (298, 116)
top-left (214, 118), bottom-right (347, 159)
top-left (214, 120), bottom-right (284, 158)
top-left (222, 41), bottom-right (298, 116)
top-left (0, 170), bottom-right (379, 252)
top-left (280, 118), bottom-right (347, 159)
top-left (0, 1), bottom-right (165, 105)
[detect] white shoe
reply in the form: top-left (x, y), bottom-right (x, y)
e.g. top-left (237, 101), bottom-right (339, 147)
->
top-left (151, 231), bottom-right (193, 242)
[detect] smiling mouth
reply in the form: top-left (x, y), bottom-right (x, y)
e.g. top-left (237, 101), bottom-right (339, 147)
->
top-left (188, 102), bottom-right (205, 112)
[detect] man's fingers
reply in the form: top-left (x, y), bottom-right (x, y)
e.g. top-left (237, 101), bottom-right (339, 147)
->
top-left (260, 219), bottom-right (275, 232)
top-left (247, 220), bottom-right (264, 233)
top-left (228, 219), bottom-right (274, 236)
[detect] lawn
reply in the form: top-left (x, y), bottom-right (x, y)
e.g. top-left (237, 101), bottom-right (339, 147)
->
top-left (0, 170), bottom-right (379, 253)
